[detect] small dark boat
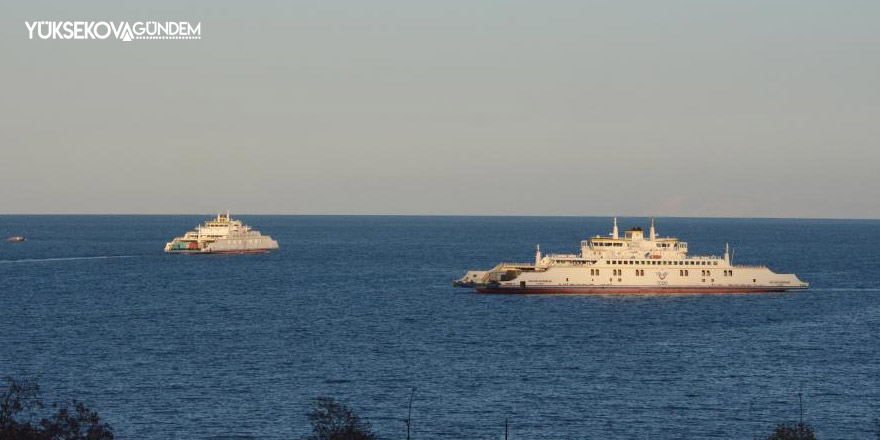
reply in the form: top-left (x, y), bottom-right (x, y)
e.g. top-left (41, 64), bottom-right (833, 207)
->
top-left (6, 236), bottom-right (26, 242)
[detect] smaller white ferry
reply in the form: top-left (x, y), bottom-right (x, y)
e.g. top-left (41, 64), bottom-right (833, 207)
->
top-left (164, 211), bottom-right (279, 254)
top-left (454, 218), bottom-right (808, 295)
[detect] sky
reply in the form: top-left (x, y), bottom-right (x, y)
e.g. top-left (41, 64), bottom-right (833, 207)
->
top-left (0, 1), bottom-right (878, 217)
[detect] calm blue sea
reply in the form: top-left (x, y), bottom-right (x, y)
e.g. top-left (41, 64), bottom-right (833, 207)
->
top-left (1, 216), bottom-right (878, 439)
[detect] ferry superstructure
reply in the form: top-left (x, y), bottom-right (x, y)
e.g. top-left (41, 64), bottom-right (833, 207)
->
top-left (454, 219), bottom-right (808, 294)
top-left (164, 211), bottom-right (279, 254)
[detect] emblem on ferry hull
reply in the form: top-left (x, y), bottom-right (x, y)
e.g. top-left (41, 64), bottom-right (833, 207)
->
top-left (453, 218), bottom-right (808, 295)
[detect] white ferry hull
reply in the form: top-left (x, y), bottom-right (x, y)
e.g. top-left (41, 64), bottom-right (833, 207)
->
top-left (164, 238), bottom-right (279, 254)
top-left (165, 248), bottom-right (276, 255)
top-left (473, 285), bottom-right (806, 295)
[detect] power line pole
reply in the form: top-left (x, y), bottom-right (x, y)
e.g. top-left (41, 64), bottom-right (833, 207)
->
top-left (405, 387), bottom-right (416, 440)
top-left (798, 391), bottom-right (804, 425)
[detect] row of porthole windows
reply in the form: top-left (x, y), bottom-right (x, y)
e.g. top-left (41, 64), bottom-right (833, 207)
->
top-left (609, 260), bottom-right (718, 266)
top-left (589, 269), bottom-right (730, 277)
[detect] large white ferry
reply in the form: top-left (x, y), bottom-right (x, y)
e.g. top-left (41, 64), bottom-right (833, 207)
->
top-left (454, 219), bottom-right (808, 294)
top-left (164, 212), bottom-right (279, 254)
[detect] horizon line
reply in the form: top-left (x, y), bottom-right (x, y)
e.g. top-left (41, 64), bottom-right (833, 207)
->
top-left (0, 212), bottom-right (878, 221)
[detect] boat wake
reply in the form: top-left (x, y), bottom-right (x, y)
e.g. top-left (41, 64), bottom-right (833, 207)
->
top-left (0, 255), bottom-right (138, 264)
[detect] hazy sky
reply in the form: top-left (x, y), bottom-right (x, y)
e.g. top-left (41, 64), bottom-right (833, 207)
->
top-left (1, 1), bottom-right (878, 217)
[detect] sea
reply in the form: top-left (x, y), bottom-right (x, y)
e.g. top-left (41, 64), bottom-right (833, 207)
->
top-left (1, 216), bottom-right (878, 439)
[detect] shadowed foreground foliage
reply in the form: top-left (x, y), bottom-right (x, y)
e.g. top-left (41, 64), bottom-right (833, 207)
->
top-left (300, 397), bottom-right (378, 440)
top-left (5, 377), bottom-right (876, 439)
top-left (760, 422), bottom-right (818, 440)
top-left (1, 377), bottom-right (113, 440)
